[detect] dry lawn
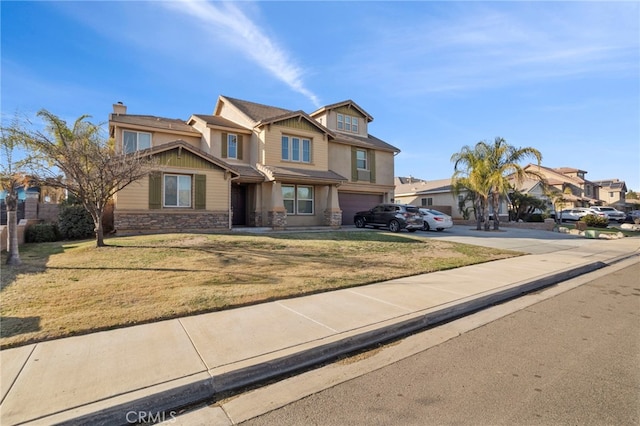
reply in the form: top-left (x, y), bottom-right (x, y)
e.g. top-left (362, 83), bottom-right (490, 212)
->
top-left (0, 231), bottom-right (521, 348)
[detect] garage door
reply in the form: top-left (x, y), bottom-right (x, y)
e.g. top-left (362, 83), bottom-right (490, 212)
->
top-left (338, 192), bottom-right (383, 226)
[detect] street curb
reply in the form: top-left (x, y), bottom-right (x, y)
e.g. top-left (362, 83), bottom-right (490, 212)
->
top-left (55, 257), bottom-right (629, 425)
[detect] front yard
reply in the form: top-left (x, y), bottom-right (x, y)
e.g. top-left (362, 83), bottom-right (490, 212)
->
top-left (1, 231), bottom-right (521, 349)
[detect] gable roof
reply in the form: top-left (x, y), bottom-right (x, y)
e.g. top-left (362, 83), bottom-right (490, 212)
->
top-left (256, 110), bottom-right (333, 136)
top-left (109, 114), bottom-right (201, 135)
top-left (217, 96), bottom-right (293, 123)
top-left (592, 179), bottom-right (627, 191)
top-left (395, 177), bottom-right (453, 196)
top-left (310, 100), bottom-right (373, 122)
top-left (136, 140), bottom-right (238, 176)
top-left (188, 114), bottom-right (252, 132)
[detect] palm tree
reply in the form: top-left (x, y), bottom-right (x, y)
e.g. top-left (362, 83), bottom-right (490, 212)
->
top-left (451, 145), bottom-right (492, 230)
top-left (1, 127), bottom-right (30, 265)
top-left (479, 137), bottom-right (542, 230)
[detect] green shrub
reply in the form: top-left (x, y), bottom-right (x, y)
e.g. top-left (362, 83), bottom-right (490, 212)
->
top-left (26, 223), bottom-right (61, 243)
top-left (58, 205), bottom-right (95, 239)
top-left (580, 214), bottom-right (608, 228)
top-left (525, 213), bottom-right (544, 222)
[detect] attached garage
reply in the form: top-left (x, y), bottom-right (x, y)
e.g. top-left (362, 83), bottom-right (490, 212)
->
top-left (338, 192), bottom-right (383, 226)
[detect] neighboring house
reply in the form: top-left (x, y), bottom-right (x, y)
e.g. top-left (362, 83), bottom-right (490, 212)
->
top-left (592, 179), bottom-right (627, 206)
top-left (109, 97), bottom-right (399, 233)
top-left (393, 176), bottom-right (510, 220)
top-left (512, 164), bottom-right (602, 211)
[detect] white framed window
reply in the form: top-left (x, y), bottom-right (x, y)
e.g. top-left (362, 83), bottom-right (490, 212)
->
top-left (282, 184), bottom-right (314, 215)
top-left (356, 149), bottom-right (367, 170)
top-left (336, 113), bottom-right (359, 133)
top-left (164, 174), bottom-right (191, 208)
top-left (227, 134), bottom-right (238, 159)
top-left (282, 135), bottom-right (311, 163)
top-left (421, 197), bottom-right (433, 206)
top-left (123, 130), bottom-right (151, 153)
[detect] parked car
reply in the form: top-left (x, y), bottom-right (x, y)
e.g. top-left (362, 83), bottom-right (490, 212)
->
top-left (557, 208), bottom-right (606, 222)
top-left (589, 206), bottom-right (626, 223)
top-left (354, 204), bottom-right (423, 232)
top-left (419, 208), bottom-right (453, 231)
top-left (623, 210), bottom-right (640, 224)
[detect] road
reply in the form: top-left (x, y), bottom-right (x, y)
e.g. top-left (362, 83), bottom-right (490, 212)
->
top-left (238, 261), bottom-right (640, 426)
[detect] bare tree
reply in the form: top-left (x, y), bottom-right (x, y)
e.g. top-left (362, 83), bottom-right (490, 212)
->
top-left (11, 110), bottom-right (153, 247)
top-left (1, 127), bottom-right (30, 265)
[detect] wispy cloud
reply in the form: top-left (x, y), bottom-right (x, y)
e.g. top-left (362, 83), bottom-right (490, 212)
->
top-left (348, 3), bottom-right (639, 97)
top-left (160, 0), bottom-right (320, 107)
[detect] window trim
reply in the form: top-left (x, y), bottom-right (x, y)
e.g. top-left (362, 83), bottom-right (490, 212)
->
top-left (356, 149), bottom-right (368, 170)
top-left (336, 113), bottom-right (359, 134)
top-left (227, 134), bottom-right (238, 159)
top-left (282, 184), bottom-right (314, 215)
top-left (163, 174), bottom-right (192, 208)
top-left (281, 135), bottom-right (312, 163)
top-left (123, 130), bottom-right (151, 153)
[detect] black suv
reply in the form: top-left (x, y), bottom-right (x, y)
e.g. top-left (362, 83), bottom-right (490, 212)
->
top-left (354, 204), bottom-right (424, 232)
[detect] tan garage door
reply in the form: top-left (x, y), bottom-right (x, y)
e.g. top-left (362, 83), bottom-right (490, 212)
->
top-left (338, 192), bottom-right (383, 226)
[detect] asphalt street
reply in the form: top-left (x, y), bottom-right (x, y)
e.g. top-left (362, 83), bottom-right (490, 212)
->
top-left (235, 260), bottom-right (640, 425)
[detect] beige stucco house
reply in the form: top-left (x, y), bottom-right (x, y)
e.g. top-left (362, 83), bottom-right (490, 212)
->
top-left (109, 96), bottom-right (399, 233)
top-left (394, 176), bottom-right (510, 220)
top-left (592, 179), bottom-right (627, 206)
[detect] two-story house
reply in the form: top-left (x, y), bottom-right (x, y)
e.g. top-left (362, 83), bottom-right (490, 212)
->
top-left (109, 96), bottom-right (399, 233)
top-left (592, 179), bottom-right (627, 206)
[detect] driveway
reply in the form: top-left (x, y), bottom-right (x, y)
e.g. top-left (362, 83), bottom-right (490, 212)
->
top-left (414, 225), bottom-right (590, 255)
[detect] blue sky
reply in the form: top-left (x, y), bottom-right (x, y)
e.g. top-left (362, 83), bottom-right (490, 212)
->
top-left (2, 1), bottom-right (639, 191)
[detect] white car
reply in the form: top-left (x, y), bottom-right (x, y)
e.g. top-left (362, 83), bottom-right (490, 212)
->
top-left (419, 208), bottom-right (453, 231)
top-left (589, 206), bottom-right (626, 223)
top-left (558, 207), bottom-right (606, 222)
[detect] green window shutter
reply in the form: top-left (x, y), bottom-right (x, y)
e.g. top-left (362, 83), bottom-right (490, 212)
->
top-left (221, 133), bottom-right (228, 158)
top-left (369, 150), bottom-right (376, 183)
top-left (237, 135), bottom-right (243, 160)
top-left (351, 146), bottom-right (358, 181)
top-left (194, 174), bottom-right (206, 210)
top-left (148, 172), bottom-right (162, 209)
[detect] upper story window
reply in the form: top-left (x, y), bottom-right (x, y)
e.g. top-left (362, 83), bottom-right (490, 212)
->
top-left (123, 130), bottom-right (151, 153)
top-left (227, 134), bottom-right (238, 159)
top-left (337, 114), bottom-right (359, 133)
top-left (281, 135), bottom-right (311, 163)
top-left (356, 149), bottom-right (367, 170)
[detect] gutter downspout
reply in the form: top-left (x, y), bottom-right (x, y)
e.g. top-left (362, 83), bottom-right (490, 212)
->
top-left (228, 171), bottom-right (240, 230)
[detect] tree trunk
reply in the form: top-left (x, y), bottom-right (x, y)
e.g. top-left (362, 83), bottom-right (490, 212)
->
top-left (5, 193), bottom-right (21, 265)
top-left (90, 206), bottom-right (106, 247)
top-left (492, 193), bottom-right (501, 231)
top-left (475, 198), bottom-right (482, 230)
top-left (483, 199), bottom-right (491, 231)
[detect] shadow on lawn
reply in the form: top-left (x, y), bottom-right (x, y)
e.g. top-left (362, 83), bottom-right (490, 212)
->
top-left (1, 242), bottom-right (65, 291)
top-left (0, 316), bottom-right (41, 338)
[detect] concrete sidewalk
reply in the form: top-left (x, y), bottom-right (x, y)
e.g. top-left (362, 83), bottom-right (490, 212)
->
top-left (1, 229), bottom-right (638, 425)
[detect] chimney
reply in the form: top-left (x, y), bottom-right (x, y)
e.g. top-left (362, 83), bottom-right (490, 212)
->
top-left (113, 101), bottom-right (127, 115)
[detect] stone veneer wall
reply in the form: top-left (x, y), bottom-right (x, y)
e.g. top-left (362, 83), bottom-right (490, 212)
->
top-left (115, 211), bottom-right (229, 233)
top-left (324, 209), bottom-right (342, 228)
top-left (268, 210), bottom-right (287, 229)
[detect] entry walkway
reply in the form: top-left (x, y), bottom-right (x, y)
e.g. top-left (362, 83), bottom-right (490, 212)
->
top-left (1, 228), bottom-right (638, 425)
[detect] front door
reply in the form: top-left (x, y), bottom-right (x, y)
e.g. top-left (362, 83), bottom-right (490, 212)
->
top-left (231, 184), bottom-right (247, 226)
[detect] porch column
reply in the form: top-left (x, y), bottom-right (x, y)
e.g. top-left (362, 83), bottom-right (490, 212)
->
top-left (324, 185), bottom-right (342, 228)
top-left (268, 181), bottom-right (287, 230)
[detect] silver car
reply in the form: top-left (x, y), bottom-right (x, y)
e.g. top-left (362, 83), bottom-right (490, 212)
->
top-left (558, 208), bottom-right (606, 222)
top-left (589, 206), bottom-right (626, 223)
